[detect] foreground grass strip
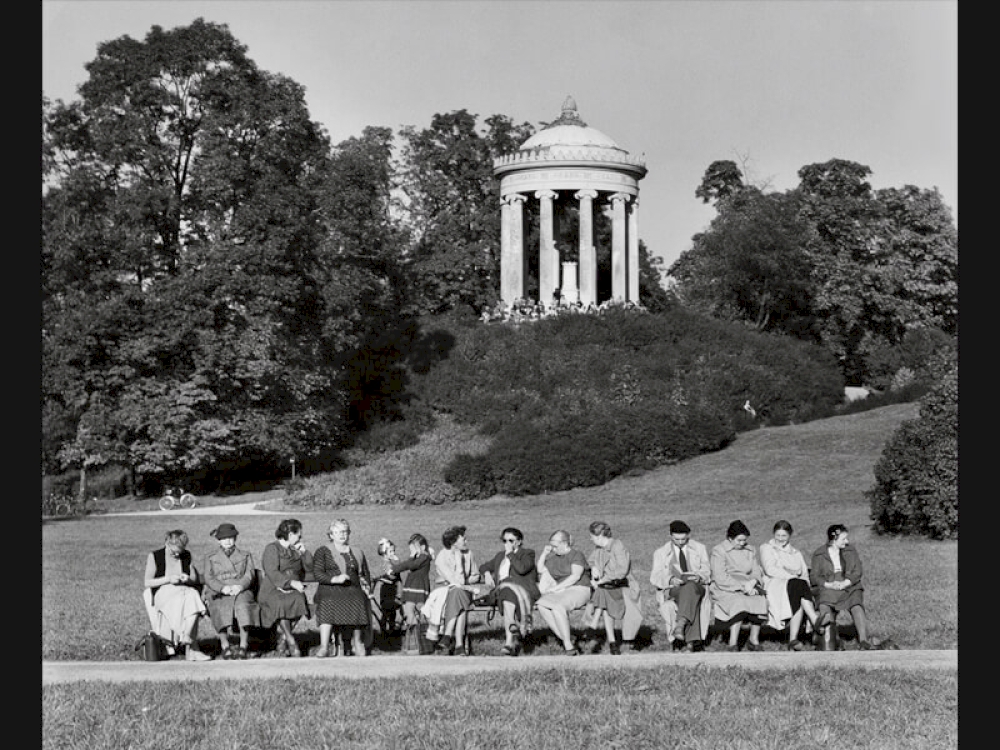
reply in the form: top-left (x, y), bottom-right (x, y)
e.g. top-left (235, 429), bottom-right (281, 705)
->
top-left (42, 666), bottom-right (956, 750)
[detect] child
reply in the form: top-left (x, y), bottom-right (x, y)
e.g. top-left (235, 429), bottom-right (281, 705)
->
top-left (373, 538), bottom-right (403, 636)
top-left (391, 533), bottom-right (435, 653)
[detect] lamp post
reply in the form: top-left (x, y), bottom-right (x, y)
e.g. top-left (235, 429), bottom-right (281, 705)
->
top-left (290, 457), bottom-right (296, 481)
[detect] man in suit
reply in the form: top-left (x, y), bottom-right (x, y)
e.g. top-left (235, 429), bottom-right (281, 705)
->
top-left (650, 520), bottom-right (712, 651)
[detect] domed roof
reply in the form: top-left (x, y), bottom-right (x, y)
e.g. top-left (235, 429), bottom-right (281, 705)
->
top-left (519, 96), bottom-right (626, 153)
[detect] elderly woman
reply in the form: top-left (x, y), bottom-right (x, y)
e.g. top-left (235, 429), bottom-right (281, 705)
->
top-left (478, 527), bottom-right (540, 656)
top-left (760, 520), bottom-right (819, 651)
top-left (202, 522), bottom-right (259, 660)
top-left (810, 524), bottom-right (871, 651)
top-left (535, 530), bottom-right (592, 656)
top-left (585, 521), bottom-right (642, 655)
top-left (143, 529), bottom-right (210, 661)
top-left (258, 519), bottom-right (312, 657)
top-left (311, 519), bottom-right (372, 657)
top-left (429, 525), bottom-right (482, 656)
top-left (710, 520), bottom-right (768, 652)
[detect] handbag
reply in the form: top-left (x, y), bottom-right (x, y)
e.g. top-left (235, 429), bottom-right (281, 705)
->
top-left (135, 631), bottom-right (170, 661)
top-left (598, 577), bottom-right (630, 589)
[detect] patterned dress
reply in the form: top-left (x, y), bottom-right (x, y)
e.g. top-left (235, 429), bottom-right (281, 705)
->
top-left (312, 545), bottom-right (372, 627)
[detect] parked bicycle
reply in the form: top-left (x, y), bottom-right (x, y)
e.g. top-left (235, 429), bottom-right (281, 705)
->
top-left (159, 487), bottom-right (197, 511)
top-left (42, 493), bottom-right (98, 517)
top-left (42, 492), bottom-right (74, 518)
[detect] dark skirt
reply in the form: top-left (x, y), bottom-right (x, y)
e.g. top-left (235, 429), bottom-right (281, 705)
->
top-left (816, 573), bottom-right (864, 611)
top-left (258, 588), bottom-right (310, 629)
top-left (442, 587), bottom-right (474, 619)
top-left (590, 586), bottom-right (626, 620)
top-left (787, 578), bottom-right (814, 614)
top-left (315, 584), bottom-right (371, 627)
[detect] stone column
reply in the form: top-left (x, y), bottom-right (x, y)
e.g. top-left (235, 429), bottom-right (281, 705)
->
top-left (628, 198), bottom-right (640, 303)
top-left (536, 189), bottom-right (559, 306)
top-left (508, 193), bottom-right (527, 305)
top-left (561, 261), bottom-right (579, 304)
top-left (575, 189), bottom-right (598, 306)
top-left (609, 192), bottom-right (630, 300)
top-left (499, 196), bottom-right (513, 307)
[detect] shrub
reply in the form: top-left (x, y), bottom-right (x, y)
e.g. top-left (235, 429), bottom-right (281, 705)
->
top-left (867, 357), bottom-right (957, 539)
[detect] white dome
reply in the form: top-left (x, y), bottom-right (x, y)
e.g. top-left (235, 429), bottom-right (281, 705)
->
top-left (520, 124), bottom-right (623, 151)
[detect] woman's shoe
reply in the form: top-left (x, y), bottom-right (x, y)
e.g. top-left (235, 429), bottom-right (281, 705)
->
top-left (315, 644), bottom-right (331, 658)
top-left (787, 640), bottom-right (804, 651)
top-left (461, 640), bottom-right (473, 657)
top-left (725, 644), bottom-right (740, 652)
top-left (234, 646), bottom-right (247, 660)
top-left (274, 639), bottom-right (289, 658)
top-left (500, 644), bottom-right (515, 656)
top-left (858, 640), bottom-right (873, 650)
top-left (435, 635), bottom-right (454, 655)
top-left (185, 647), bottom-right (211, 662)
top-left (609, 641), bottom-right (621, 655)
top-left (745, 641), bottom-right (762, 652)
top-left (220, 647), bottom-right (234, 660)
top-left (287, 638), bottom-right (302, 658)
top-left (563, 647), bottom-right (580, 656)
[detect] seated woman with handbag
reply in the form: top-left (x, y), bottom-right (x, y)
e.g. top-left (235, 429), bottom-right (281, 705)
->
top-left (478, 526), bottom-right (540, 656)
top-left (586, 521), bottom-right (642, 655)
top-left (143, 529), bottom-right (211, 661)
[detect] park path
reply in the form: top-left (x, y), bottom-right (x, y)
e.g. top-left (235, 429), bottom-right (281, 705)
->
top-left (43, 649), bottom-right (956, 685)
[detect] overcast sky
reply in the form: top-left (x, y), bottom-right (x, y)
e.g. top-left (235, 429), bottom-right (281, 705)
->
top-left (42, 0), bottom-right (957, 271)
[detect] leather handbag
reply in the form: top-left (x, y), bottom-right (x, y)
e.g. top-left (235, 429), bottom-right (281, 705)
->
top-left (135, 631), bottom-right (170, 661)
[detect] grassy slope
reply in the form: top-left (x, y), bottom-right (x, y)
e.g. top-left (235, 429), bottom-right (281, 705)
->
top-left (43, 402), bottom-right (956, 660)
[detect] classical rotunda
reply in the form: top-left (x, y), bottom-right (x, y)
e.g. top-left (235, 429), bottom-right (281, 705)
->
top-left (493, 96), bottom-right (648, 309)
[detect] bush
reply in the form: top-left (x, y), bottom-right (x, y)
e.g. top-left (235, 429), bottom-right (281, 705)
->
top-left (867, 357), bottom-right (957, 539)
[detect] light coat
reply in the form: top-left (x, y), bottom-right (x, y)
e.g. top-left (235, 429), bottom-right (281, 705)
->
top-left (649, 538), bottom-right (712, 641)
top-left (759, 539), bottom-right (809, 630)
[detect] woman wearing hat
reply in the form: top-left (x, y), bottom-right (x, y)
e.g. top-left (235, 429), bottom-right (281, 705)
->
top-left (202, 522), bottom-right (260, 660)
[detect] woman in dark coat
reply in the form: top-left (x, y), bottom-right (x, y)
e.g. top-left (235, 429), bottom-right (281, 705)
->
top-left (810, 523), bottom-right (871, 650)
top-left (479, 526), bottom-right (540, 656)
top-left (258, 519), bottom-right (312, 657)
top-left (202, 522), bottom-right (259, 659)
top-left (311, 518), bottom-right (372, 657)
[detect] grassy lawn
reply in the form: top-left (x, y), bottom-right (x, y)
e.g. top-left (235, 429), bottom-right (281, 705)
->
top-left (43, 668), bottom-right (957, 750)
top-left (42, 402), bottom-right (957, 747)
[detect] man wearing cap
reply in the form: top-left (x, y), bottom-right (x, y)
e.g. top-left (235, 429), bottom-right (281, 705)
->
top-left (650, 520), bottom-right (712, 652)
top-left (203, 522), bottom-right (260, 659)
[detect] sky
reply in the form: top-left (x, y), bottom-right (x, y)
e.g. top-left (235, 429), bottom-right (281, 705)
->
top-left (42, 0), bottom-right (957, 271)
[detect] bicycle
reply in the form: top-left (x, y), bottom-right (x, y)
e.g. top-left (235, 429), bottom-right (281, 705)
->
top-left (63, 494), bottom-right (100, 516)
top-left (42, 492), bottom-right (74, 517)
top-left (159, 487), bottom-right (198, 511)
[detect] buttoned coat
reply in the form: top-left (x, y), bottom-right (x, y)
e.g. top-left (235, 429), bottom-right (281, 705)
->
top-left (649, 538), bottom-right (712, 640)
top-left (809, 543), bottom-right (864, 609)
top-left (202, 547), bottom-right (260, 631)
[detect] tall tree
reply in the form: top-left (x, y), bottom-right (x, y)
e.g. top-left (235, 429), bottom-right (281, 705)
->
top-left (42, 19), bottom-right (362, 486)
top-left (397, 110), bottom-right (534, 315)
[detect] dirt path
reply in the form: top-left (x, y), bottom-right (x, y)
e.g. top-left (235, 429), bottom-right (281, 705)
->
top-left (43, 649), bottom-right (955, 685)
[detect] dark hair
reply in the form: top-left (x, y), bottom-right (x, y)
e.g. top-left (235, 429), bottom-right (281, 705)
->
top-left (275, 519), bottom-right (302, 540)
top-left (588, 521), bottom-right (612, 538)
top-left (408, 533), bottom-right (429, 550)
top-left (442, 525), bottom-right (467, 550)
top-left (726, 519), bottom-right (751, 539)
top-left (826, 524), bottom-right (849, 543)
top-left (773, 520), bottom-right (793, 535)
top-left (501, 527), bottom-right (523, 543)
top-left (669, 520), bottom-right (691, 535)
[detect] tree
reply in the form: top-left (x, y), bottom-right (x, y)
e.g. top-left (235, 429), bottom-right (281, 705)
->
top-left (668, 188), bottom-right (815, 335)
top-left (42, 19), bottom-right (367, 487)
top-left (695, 160), bottom-right (745, 204)
top-left (397, 110), bottom-right (534, 315)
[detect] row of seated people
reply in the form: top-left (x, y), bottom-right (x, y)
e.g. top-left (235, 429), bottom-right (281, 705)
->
top-left (142, 516), bottom-right (871, 660)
